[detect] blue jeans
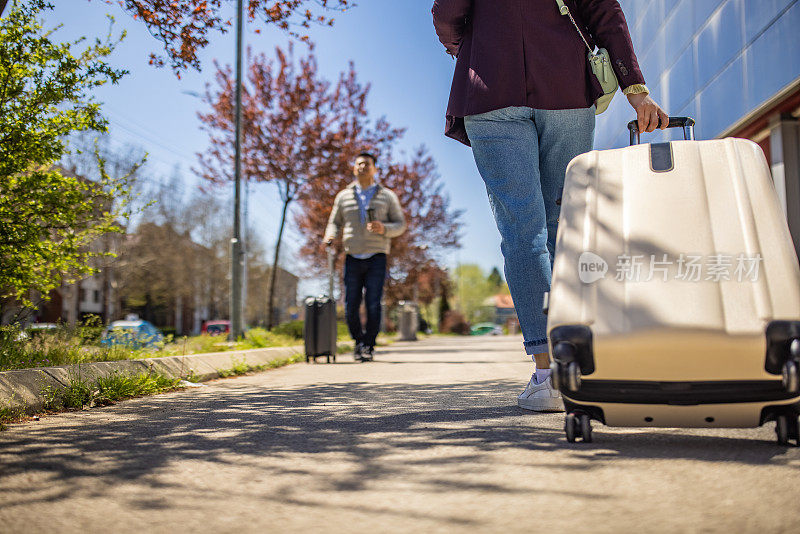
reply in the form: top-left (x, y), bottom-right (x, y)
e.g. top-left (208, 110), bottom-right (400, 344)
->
top-left (464, 106), bottom-right (595, 355)
top-left (344, 253), bottom-right (387, 348)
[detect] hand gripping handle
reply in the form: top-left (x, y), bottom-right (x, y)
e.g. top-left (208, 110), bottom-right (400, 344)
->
top-left (627, 116), bottom-right (695, 145)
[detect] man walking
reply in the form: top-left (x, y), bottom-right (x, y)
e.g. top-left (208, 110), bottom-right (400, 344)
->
top-left (324, 153), bottom-right (406, 361)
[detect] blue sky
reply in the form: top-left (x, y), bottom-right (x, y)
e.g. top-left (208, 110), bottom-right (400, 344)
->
top-left (42, 1), bottom-right (507, 291)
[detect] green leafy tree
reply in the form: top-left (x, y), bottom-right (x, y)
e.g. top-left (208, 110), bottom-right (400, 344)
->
top-left (453, 264), bottom-right (496, 324)
top-left (0, 0), bottom-right (128, 318)
top-left (487, 266), bottom-right (503, 289)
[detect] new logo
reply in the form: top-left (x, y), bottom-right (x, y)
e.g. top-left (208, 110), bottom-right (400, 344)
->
top-left (578, 252), bottom-right (608, 284)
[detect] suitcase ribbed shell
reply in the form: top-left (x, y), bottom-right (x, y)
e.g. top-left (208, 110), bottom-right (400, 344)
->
top-left (550, 138), bottom-right (800, 389)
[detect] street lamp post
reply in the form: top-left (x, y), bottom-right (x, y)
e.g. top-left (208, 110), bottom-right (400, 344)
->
top-left (230, 0), bottom-right (245, 340)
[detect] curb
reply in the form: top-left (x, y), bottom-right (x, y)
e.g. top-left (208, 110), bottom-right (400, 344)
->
top-left (0, 345), bottom-right (304, 415)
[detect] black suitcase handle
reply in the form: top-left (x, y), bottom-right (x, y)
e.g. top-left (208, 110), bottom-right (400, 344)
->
top-left (327, 248), bottom-right (336, 299)
top-left (627, 116), bottom-right (695, 145)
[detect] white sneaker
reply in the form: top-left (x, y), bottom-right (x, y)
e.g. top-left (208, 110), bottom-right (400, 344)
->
top-left (517, 373), bottom-right (564, 412)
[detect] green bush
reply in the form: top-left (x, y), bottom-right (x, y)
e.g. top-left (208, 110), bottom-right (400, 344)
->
top-left (242, 328), bottom-right (297, 348)
top-left (159, 326), bottom-right (178, 338)
top-left (77, 326), bottom-right (104, 344)
top-left (270, 320), bottom-right (304, 339)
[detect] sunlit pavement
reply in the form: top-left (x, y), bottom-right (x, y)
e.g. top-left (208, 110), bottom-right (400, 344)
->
top-left (1, 335), bottom-right (798, 533)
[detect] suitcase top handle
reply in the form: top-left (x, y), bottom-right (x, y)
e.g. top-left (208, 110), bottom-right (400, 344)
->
top-left (627, 116), bottom-right (695, 146)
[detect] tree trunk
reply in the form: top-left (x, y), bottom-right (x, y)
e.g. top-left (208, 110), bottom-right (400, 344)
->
top-left (0, 1), bottom-right (9, 17)
top-left (101, 267), bottom-right (110, 324)
top-left (266, 197), bottom-right (291, 329)
top-left (101, 237), bottom-right (111, 324)
top-left (175, 294), bottom-right (183, 335)
top-left (73, 280), bottom-right (82, 326)
top-left (438, 283), bottom-right (450, 329)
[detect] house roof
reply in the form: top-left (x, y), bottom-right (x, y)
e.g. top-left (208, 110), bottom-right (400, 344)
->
top-left (494, 294), bottom-right (515, 309)
top-left (482, 294), bottom-right (515, 308)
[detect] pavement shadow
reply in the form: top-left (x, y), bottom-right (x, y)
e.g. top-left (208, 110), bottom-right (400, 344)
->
top-left (0, 377), bottom-right (796, 514)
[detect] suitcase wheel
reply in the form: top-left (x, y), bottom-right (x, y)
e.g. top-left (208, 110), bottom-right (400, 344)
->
top-left (549, 362), bottom-right (561, 390)
top-left (580, 414), bottom-right (593, 443)
top-left (551, 342), bottom-right (584, 392)
top-left (775, 414), bottom-right (800, 446)
top-left (550, 360), bottom-right (582, 392)
top-left (782, 360), bottom-right (799, 394)
top-left (567, 361), bottom-right (582, 392)
top-left (565, 413), bottom-right (577, 443)
top-left (565, 412), bottom-right (592, 443)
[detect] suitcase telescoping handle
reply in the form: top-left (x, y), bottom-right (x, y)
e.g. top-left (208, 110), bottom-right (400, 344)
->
top-left (327, 247), bottom-right (336, 299)
top-left (627, 116), bottom-right (695, 146)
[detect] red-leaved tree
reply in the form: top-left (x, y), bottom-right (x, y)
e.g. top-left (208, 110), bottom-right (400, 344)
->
top-left (101, 0), bottom-right (353, 73)
top-left (196, 45), bottom-right (401, 327)
top-left (382, 147), bottom-right (461, 305)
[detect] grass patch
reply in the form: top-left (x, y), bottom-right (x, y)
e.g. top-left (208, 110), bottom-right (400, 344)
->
top-left (2, 318), bottom-right (377, 372)
top-left (0, 349), bottom-right (306, 430)
top-left (0, 405), bottom-right (25, 431)
top-left (267, 353), bottom-right (304, 369)
top-left (0, 321), bottom-right (357, 372)
top-left (42, 372), bottom-right (183, 411)
top-left (0, 325), bottom-right (151, 371)
top-left (216, 353), bottom-right (304, 378)
top-left (0, 371), bottom-right (184, 430)
top-left (217, 358), bottom-right (252, 378)
top-left (185, 369), bottom-right (203, 383)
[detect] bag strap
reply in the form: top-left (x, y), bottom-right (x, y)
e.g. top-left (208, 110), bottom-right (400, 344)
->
top-left (555, 0), bottom-right (594, 53)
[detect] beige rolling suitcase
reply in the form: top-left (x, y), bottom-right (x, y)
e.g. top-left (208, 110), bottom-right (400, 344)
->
top-left (546, 117), bottom-right (800, 445)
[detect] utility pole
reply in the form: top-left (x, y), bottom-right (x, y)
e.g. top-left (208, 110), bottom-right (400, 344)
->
top-left (242, 180), bottom-right (249, 326)
top-left (456, 250), bottom-right (464, 312)
top-left (230, 0), bottom-right (244, 340)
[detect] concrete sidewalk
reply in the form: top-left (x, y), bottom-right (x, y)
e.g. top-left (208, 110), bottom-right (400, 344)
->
top-left (0, 335), bottom-right (799, 533)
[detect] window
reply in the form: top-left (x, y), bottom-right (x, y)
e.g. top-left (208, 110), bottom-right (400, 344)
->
top-left (93, 290), bottom-right (100, 303)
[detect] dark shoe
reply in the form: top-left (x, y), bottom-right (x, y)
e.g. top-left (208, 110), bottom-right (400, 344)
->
top-left (354, 342), bottom-right (364, 362)
top-left (361, 346), bottom-right (374, 361)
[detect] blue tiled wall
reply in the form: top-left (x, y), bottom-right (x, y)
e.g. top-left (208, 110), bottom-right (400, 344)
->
top-left (595, 0), bottom-right (800, 149)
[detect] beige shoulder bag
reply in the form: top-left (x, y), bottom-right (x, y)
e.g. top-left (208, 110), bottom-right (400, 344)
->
top-left (555, 0), bottom-right (619, 114)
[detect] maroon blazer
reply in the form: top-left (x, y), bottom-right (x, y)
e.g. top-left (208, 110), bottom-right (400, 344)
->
top-left (432, 0), bottom-right (645, 146)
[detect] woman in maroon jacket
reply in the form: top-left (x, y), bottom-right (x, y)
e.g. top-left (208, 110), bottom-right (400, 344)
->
top-left (433, 0), bottom-right (667, 412)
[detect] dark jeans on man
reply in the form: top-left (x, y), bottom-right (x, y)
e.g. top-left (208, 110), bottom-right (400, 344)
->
top-left (344, 253), bottom-right (386, 348)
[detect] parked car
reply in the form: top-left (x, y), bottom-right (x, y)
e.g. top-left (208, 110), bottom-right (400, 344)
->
top-left (470, 323), bottom-right (503, 336)
top-left (11, 322), bottom-right (59, 342)
top-left (202, 320), bottom-right (231, 336)
top-left (27, 322), bottom-right (58, 331)
top-left (100, 319), bottom-right (164, 348)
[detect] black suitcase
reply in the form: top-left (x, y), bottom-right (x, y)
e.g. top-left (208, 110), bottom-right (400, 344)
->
top-left (304, 250), bottom-right (337, 363)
